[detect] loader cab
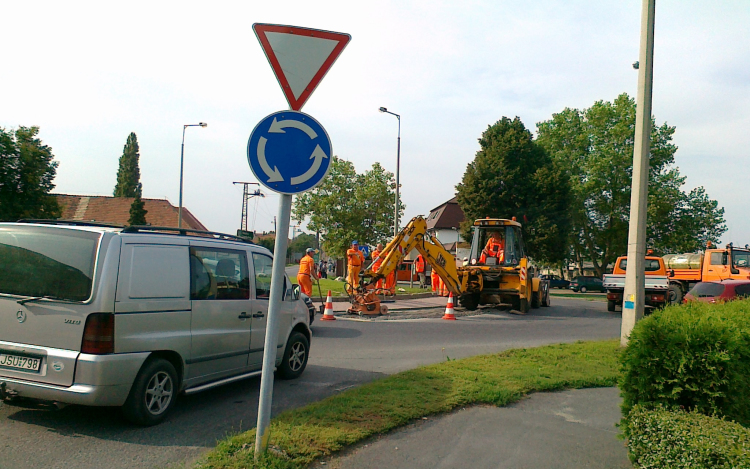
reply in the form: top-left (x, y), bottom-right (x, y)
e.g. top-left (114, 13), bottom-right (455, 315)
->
top-left (468, 219), bottom-right (525, 268)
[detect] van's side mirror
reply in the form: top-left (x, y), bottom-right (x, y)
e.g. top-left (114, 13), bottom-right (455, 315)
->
top-left (292, 284), bottom-right (300, 301)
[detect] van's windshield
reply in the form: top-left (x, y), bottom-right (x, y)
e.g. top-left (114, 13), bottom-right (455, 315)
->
top-left (0, 225), bottom-right (100, 302)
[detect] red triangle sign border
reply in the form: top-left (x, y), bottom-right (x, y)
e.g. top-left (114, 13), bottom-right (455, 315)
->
top-left (253, 23), bottom-right (351, 111)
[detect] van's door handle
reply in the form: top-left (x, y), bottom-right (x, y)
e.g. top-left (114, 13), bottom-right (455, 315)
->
top-left (238, 312), bottom-right (251, 319)
top-left (252, 312), bottom-right (265, 318)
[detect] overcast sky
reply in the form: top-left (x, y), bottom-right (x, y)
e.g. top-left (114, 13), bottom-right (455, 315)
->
top-left (2, 1), bottom-right (748, 245)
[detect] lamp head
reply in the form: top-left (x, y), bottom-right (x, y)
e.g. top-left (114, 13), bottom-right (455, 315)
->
top-left (379, 107), bottom-right (387, 113)
top-left (199, 122), bottom-right (207, 127)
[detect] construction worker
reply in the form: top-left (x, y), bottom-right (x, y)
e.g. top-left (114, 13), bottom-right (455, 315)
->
top-left (415, 254), bottom-right (426, 288)
top-left (346, 240), bottom-right (365, 292)
top-left (431, 267), bottom-right (439, 294)
top-left (480, 231), bottom-right (505, 264)
top-left (297, 248), bottom-right (318, 296)
top-left (371, 243), bottom-right (385, 290)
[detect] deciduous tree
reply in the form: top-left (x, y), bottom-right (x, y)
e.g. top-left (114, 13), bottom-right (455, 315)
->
top-left (456, 117), bottom-right (572, 265)
top-left (0, 126), bottom-right (61, 221)
top-left (293, 157), bottom-right (403, 257)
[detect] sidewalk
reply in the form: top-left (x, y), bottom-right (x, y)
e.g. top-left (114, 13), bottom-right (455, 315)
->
top-left (328, 387), bottom-right (630, 469)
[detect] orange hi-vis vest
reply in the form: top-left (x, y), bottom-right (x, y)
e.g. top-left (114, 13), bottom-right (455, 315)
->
top-left (415, 255), bottom-right (425, 273)
top-left (371, 249), bottom-right (383, 270)
top-left (347, 248), bottom-right (364, 267)
top-left (298, 255), bottom-right (315, 276)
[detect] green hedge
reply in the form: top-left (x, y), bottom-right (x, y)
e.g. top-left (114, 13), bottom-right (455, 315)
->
top-left (627, 405), bottom-right (750, 468)
top-left (620, 299), bottom-right (750, 427)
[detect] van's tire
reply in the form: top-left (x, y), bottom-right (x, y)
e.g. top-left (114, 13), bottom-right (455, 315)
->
top-left (460, 294), bottom-right (479, 311)
top-left (580, 286), bottom-right (588, 293)
top-left (122, 358), bottom-right (178, 426)
top-left (668, 284), bottom-right (683, 305)
top-left (277, 332), bottom-right (309, 380)
top-left (607, 300), bottom-right (616, 312)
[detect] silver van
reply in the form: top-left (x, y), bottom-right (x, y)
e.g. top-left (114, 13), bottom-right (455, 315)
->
top-left (0, 221), bottom-right (312, 425)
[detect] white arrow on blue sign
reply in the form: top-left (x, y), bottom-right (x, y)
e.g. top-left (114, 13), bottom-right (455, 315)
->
top-left (247, 110), bottom-right (332, 194)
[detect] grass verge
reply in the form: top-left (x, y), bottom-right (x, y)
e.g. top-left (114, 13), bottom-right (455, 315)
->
top-left (313, 278), bottom-right (425, 297)
top-left (196, 339), bottom-right (621, 469)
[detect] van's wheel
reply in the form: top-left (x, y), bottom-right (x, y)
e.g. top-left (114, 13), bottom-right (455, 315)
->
top-left (277, 332), bottom-right (309, 380)
top-left (459, 294), bottom-right (479, 311)
top-left (580, 286), bottom-right (588, 293)
top-left (122, 358), bottom-right (178, 426)
top-left (668, 284), bottom-right (683, 305)
top-left (607, 300), bottom-right (616, 312)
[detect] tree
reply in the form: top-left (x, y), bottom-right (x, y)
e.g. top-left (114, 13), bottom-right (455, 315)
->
top-left (114, 132), bottom-right (141, 198)
top-left (0, 126), bottom-right (61, 221)
top-left (536, 93), bottom-right (725, 275)
top-left (288, 233), bottom-right (318, 254)
top-left (128, 184), bottom-right (148, 226)
top-left (258, 236), bottom-right (275, 253)
top-left (455, 117), bottom-right (572, 265)
top-left (293, 157), bottom-right (403, 257)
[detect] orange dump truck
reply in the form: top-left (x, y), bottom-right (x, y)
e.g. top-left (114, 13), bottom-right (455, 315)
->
top-left (664, 244), bottom-right (750, 304)
top-left (602, 256), bottom-right (669, 312)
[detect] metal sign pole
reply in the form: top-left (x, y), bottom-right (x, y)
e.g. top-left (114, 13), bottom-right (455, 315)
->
top-left (254, 193), bottom-right (292, 456)
top-left (621, 0), bottom-right (655, 347)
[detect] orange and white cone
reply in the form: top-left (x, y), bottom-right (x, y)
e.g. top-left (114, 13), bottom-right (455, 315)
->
top-left (442, 293), bottom-right (457, 320)
top-left (321, 290), bottom-right (336, 321)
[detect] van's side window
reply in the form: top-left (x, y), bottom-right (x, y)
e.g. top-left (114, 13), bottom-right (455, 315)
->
top-left (252, 253), bottom-right (273, 299)
top-left (190, 247), bottom-right (250, 300)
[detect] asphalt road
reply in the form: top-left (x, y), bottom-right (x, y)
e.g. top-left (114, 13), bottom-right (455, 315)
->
top-left (0, 297), bottom-right (620, 469)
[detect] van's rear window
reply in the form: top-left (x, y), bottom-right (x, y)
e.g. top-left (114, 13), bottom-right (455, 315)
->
top-left (0, 225), bottom-right (100, 302)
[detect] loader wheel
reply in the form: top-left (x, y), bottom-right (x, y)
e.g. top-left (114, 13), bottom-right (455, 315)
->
top-left (519, 298), bottom-right (529, 314)
top-left (607, 300), bottom-right (616, 312)
top-left (531, 291), bottom-right (540, 309)
top-left (459, 294), bottom-right (479, 311)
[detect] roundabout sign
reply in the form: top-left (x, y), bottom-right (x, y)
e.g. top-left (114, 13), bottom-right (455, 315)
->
top-left (247, 110), bottom-right (331, 194)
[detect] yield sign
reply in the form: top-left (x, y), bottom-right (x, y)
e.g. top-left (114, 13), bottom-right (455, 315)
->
top-left (253, 23), bottom-right (351, 111)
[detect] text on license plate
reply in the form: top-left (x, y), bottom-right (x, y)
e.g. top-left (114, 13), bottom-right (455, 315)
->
top-left (0, 353), bottom-right (42, 372)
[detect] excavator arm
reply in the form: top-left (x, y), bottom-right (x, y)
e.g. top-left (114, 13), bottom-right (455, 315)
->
top-left (363, 216), bottom-right (463, 295)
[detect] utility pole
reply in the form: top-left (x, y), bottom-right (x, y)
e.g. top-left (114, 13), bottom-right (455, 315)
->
top-left (273, 216), bottom-right (277, 233)
top-left (622, 0), bottom-right (656, 347)
top-left (233, 182), bottom-right (263, 232)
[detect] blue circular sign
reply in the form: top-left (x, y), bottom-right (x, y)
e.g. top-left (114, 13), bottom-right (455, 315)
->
top-left (247, 110), bottom-right (332, 194)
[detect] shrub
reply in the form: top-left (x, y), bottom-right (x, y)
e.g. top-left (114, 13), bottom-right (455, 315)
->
top-left (627, 405), bottom-right (750, 468)
top-left (619, 299), bottom-right (750, 426)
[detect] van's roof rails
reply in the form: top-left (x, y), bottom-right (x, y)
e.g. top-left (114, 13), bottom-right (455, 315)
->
top-left (16, 219), bottom-right (125, 228)
top-left (121, 225), bottom-right (254, 244)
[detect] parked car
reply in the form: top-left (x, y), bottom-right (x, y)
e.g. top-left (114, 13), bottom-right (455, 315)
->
top-left (684, 280), bottom-right (750, 304)
top-left (0, 221), bottom-right (311, 426)
top-left (569, 276), bottom-right (605, 293)
top-left (540, 274), bottom-right (570, 289)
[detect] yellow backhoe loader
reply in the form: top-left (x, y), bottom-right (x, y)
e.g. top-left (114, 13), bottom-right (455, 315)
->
top-left (348, 216), bottom-right (550, 315)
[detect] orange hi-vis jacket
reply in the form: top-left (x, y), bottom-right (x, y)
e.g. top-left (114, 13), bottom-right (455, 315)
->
top-left (347, 248), bottom-right (365, 267)
top-left (486, 238), bottom-right (504, 259)
top-left (371, 249), bottom-right (383, 271)
top-left (298, 255), bottom-right (316, 276)
top-left (415, 255), bottom-right (426, 273)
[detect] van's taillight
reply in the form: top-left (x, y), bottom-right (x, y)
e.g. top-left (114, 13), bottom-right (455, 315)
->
top-left (81, 313), bottom-right (114, 354)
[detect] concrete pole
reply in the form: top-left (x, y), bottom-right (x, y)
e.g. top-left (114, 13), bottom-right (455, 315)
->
top-left (621, 0), bottom-right (656, 347)
top-left (255, 193), bottom-right (292, 457)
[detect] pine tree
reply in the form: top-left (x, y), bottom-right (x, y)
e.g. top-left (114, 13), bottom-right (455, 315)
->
top-left (114, 132), bottom-right (141, 197)
top-left (456, 117), bottom-right (571, 265)
top-left (128, 184), bottom-right (148, 226)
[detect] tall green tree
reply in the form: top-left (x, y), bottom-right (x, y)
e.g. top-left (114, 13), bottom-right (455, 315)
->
top-left (127, 184), bottom-right (148, 225)
top-left (536, 93), bottom-right (725, 275)
top-left (456, 117), bottom-right (572, 265)
top-left (114, 132), bottom-right (141, 197)
top-left (0, 126), bottom-right (61, 221)
top-left (293, 157), bottom-right (403, 257)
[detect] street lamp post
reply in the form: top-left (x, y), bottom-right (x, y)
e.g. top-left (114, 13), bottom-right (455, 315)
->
top-left (178, 122), bottom-right (207, 229)
top-left (379, 107), bottom-right (400, 237)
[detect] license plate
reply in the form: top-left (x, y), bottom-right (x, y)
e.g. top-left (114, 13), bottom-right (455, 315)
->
top-left (0, 353), bottom-right (42, 372)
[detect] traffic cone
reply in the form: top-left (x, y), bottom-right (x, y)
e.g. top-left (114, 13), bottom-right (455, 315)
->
top-left (442, 293), bottom-right (457, 320)
top-left (321, 290), bottom-right (336, 321)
